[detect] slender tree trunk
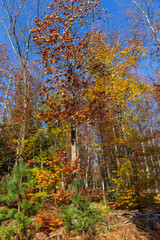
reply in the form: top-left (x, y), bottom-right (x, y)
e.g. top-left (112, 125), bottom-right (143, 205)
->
top-left (70, 60), bottom-right (77, 162)
top-left (98, 122), bottom-right (111, 189)
top-left (148, 139), bottom-right (157, 173)
top-left (71, 121), bottom-right (77, 162)
top-left (93, 157), bottom-right (96, 189)
top-left (118, 110), bottom-right (131, 187)
top-left (1, 74), bottom-right (12, 129)
top-left (85, 145), bottom-right (90, 189)
top-left (138, 121), bottom-right (150, 177)
top-left (101, 178), bottom-right (107, 207)
top-left (16, 66), bottom-right (28, 158)
top-left (149, 120), bottom-right (160, 168)
top-left (148, 138), bottom-right (158, 191)
top-left (61, 173), bottom-right (65, 188)
top-left (112, 125), bottom-right (120, 169)
top-left (119, 120), bottom-right (128, 160)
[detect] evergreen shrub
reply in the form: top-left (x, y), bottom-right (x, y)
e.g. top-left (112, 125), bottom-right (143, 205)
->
top-left (0, 161), bottom-right (41, 240)
top-left (61, 180), bottom-right (103, 235)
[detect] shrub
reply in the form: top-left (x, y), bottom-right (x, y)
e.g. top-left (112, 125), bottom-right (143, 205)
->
top-left (111, 163), bottom-right (157, 210)
top-left (0, 161), bottom-right (41, 240)
top-left (61, 193), bottom-right (103, 235)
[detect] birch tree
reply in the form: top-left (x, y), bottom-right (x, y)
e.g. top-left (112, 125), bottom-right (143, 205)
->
top-left (124, 0), bottom-right (160, 59)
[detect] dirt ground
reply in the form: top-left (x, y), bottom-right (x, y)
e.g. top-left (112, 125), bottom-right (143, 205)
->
top-left (34, 223), bottom-right (160, 240)
top-left (98, 224), bottom-right (160, 240)
top-left (33, 203), bottom-right (160, 240)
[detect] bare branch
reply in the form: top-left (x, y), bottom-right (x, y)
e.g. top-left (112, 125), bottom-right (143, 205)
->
top-left (0, 17), bottom-right (21, 62)
top-left (132, 0), bottom-right (160, 50)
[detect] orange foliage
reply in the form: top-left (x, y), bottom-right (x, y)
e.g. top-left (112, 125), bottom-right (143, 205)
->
top-left (35, 204), bottom-right (63, 231)
top-left (50, 188), bottom-right (75, 205)
top-left (79, 188), bottom-right (106, 202)
top-left (36, 150), bottom-right (80, 188)
top-left (50, 187), bottom-right (106, 206)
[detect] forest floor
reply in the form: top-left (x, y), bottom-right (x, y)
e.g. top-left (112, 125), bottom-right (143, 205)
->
top-left (1, 196), bottom-right (159, 239)
top-left (33, 198), bottom-right (160, 240)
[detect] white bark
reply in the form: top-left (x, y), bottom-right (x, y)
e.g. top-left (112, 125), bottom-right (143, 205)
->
top-left (138, 121), bottom-right (150, 177)
top-left (112, 125), bottom-right (120, 169)
top-left (149, 120), bottom-right (160, 168)
top-left (1, 69), bottom-right (12, 129)
top-left (132, 0), bottom-right (160, 50)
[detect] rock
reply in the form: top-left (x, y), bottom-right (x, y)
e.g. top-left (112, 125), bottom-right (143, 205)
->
top-left (133, 210), bottom-right (160, 231)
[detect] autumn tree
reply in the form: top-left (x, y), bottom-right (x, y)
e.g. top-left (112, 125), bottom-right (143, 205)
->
top-left (0, 0), bottom-right (47, 158)
top-left (32, 0), bottom-right (104, 162)
top-left (82, 31), bottom-right (147, 179)
top-left (0, 43), bottom-right (12, 130)
top-left (0, 43), bottom-right (16, 174)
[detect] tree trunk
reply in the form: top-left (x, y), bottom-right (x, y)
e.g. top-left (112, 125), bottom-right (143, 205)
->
top-left (1, 72), bottom-right (12, 130)
top-left (149, 121), bottom-right (160, 168)
top-left (112, 125), bottom-right (120, 169)
top-left (138, 121), bottom-right (150, 177)
top-left (16, 66), bottom-right (28, 158)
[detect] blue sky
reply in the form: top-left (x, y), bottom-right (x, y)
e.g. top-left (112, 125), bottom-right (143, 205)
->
top-left (101, 0), bottom-right (119, 14)
top-left (0, 0), bottom-right (122, 51)
top-left (100, 0), bottom-right (124, 31)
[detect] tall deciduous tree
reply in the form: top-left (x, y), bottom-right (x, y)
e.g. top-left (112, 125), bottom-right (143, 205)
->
top-left (86, 31), bottom-right (159, 196)
top-left (0, 0), bottom-right (47, 158)
top-left (0, 43), bottom-right (12, 129)
top-left (32, 0), bottom-right (103, 162)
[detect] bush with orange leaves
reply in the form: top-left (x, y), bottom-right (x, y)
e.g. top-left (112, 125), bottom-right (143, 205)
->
top-left (50, 187), bottom-right (106, 206)
top-left (35, 204), bottom-right (63, 232)
top-left (29, 150), bottom-right (80, 200)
